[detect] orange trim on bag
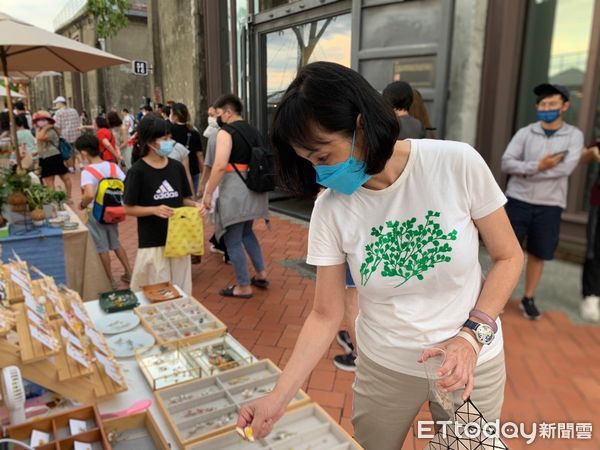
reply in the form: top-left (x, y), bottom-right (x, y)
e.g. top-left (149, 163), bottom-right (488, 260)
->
top-left (226, 163), bottom-right (249, 173)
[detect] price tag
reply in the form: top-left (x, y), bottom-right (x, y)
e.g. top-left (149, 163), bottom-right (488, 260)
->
top-left (67, 343), bottom-right (90, 368)
top-left (71, 302), bottom-right (91, 326)
top-left (61, 326), bottom-right (83, 349)
top-left (85, 327), bottom-right (109, 355)
top-left (27, 309), bottom-right (52, 335)
top-left (29, 324), bottom-right (58, 350)
top-left (10, 268), bottom-right (30, 293)
top-left (24, 292), bottom-right (46, 318)
top-left (94, 350), bottom-right (124, 385)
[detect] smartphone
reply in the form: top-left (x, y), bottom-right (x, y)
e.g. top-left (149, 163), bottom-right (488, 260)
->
top-left (550, 150), bottom-right (568, 161)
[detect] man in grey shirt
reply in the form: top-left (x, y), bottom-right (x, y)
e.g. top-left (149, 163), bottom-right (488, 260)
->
top-left (382, 80), bottom-right (426, 140)
top-left (501, 83), bottom-right (583, 320)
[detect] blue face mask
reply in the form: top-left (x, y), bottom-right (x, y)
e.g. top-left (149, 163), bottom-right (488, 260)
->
top-left (537, 109), bottom-right (561, 124)
top-left (156, 139), bottom-right (174, 157)
top-left (314, 131), bottom-right (371, 195)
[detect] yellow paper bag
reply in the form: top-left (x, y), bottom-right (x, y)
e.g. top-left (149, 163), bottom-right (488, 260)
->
top-left (164, 207), bottom-right (204, 258)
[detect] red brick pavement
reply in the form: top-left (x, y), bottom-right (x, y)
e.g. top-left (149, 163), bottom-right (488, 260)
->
top-left (66, 172), bottom-right (600, 450)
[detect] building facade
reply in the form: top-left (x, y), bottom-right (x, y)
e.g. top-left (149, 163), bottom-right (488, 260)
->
top-left (30, 0), bottom-right (151, 119)
top-left (199, 0), bottom-right (599, 256)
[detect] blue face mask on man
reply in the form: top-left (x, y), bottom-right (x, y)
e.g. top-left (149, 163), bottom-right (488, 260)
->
top-left (314, 131), bottom-right (371, 195)
top-left (156, 139), bottom-right (175, 157)
top-left (536, 109), bottom-right (561, 124)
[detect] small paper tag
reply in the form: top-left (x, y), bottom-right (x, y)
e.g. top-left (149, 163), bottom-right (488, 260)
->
top-left (94, 350), bottom-right (124, 385)
top-left (67, 343), bottom-right (90, 368)
top-left (10, 268), bottom-right (30, 292)
top-left (27, 309), bottom-right (51, 335)
top-left (29, 324), bottom-right (58, 350)
top-left (24, 292), bottom-right (45, 318)
top-left (73, 441), bottom-right (92, 450)
top-left (30, 429), bottom-right (51, 447)
top-left (69, 418), bottom-right (88, 435)
top-left (61, 326), bottom-right (83, 349)
top-left (71, 302), bottom-right (90, 325)
top-left (85, 327), bottom-right (109, 355)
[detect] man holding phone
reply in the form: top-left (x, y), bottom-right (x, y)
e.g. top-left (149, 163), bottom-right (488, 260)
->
top-left (501, 83), bottom-right (583, 320)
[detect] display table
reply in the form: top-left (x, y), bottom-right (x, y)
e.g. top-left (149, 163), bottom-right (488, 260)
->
top-left (0, 206), bottom-right (111, 300)
top-left (85, 291), bottom-right (179, 449)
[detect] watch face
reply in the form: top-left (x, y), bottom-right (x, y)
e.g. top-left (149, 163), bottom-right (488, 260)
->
top-left (475, 324), bottom-right (495, 345)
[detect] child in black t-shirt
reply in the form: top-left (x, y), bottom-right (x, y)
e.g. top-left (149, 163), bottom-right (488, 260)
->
top-left (124, 115), bottom-right (203, 294)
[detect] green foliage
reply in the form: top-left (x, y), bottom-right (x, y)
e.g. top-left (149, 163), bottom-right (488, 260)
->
top-left (52, 189), bottom-right (68, 205)
top-left (1, 168), bottom-right (31, 193)
top-left (360, 211), bottom-right (458, 288)
top-left (24, 185), bottom-right (55, 210)
top-left (87, 0), bottom-right (131, 39)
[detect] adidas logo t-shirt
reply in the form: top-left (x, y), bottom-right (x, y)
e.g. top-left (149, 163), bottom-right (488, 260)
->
top-left (123, 158), bottom-right (192, 248)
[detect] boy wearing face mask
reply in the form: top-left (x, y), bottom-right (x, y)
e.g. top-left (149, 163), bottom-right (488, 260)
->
top-left (501, 83), bottom-right (583, 320)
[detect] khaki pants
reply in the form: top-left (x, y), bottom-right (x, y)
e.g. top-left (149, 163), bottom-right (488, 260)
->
top-left (352, 350), bottom-right (506, 450)
top-left (131, 246), bottom-right (192, 295)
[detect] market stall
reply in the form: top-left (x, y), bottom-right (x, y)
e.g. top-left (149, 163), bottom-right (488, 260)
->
top-left (0, 262), bottom-right (363, 450)
top-left (0, 175), bottom-right (111, 301)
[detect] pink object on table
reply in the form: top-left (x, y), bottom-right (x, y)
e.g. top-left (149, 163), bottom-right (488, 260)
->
top-left (100, 399), bottom-right (152, 420)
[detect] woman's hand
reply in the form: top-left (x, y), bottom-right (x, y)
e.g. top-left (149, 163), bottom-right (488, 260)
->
top-left (236, 392), bottom-right (287, 440)
top-left (202, 191), bottom-right (212, 212)
top-left (153, 205), bottom-right (174, 218)
top-left (419, 336), bottom-right (478, 401)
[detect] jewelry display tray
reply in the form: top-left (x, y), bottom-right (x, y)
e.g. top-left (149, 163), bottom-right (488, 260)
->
top-left (186, 403), bottom-right (363, 450)
top-left (102, 410), bottom-right (169, 450)
top-left (137, 333), bottom-right (256, 390)
top-left (5, 405), bottom-right (110, 450)
top-left (135, 296), bottom-right (226, 344)
top-left (155, 359), bottom-right (310, 447)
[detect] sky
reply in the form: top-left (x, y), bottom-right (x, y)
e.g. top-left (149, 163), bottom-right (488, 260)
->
top-left (0, 0), bottom-right (71, 31)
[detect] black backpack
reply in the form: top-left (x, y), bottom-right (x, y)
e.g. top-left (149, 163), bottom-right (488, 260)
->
top-left (225, 122), bottom-right (275, 193)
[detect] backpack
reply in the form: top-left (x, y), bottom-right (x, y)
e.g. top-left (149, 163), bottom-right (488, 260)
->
top-left (225, 122), bottom-right (275, 193)
top-left (83, 163), bottom-right (126, 224)
top-left (58, 137), bottom-right (72, 160)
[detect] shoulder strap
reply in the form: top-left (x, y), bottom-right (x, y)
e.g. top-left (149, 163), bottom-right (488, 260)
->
top-left (225, 122), bottom-right (259, 150)
top-left (186, 132), bottom-right (192, 149)
top-left (109, 162), bottom-right (117, 178)
top-left (84, 166), bottom-right (104, 181)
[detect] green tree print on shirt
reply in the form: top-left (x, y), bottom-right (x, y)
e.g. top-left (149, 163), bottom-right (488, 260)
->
top-left (360, 211), bottom-right (458, 287)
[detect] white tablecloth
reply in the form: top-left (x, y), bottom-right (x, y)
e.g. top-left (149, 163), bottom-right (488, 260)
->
top-left (85, 290), bottom-right (180, 449)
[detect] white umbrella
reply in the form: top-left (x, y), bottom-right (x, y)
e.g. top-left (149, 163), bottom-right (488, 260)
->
top-left (0, 12), bottom-right (129, 166)
top-left (0, 85), bottom-right (24, 97)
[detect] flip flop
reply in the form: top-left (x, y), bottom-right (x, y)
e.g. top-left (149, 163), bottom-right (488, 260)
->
top-left (219, 285), bottom-right (253, 299)
top-left (250, 277), bottom-right (270, 289)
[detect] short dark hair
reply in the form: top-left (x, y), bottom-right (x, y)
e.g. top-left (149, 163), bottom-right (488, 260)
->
top-left (213, 93), bottom-right (243, 115)
top-left (162, 105), bottom-right (171, 118)
top-left (142, 105), bottom-right (153, 112)
top-left (75, 134), bottom-right (100, 157)
top-left (95, 116), bottom-right (110, 129)
top-left (14, 101), bottom-right (25, 111)
top-left (122, 108), bottom-right (129, 113)
top-left (14, 114), bottom-right (28, 128)
top-left (132, 115), bottom-right (172, 162)
top-left (382, 81), bottom-right (414, 111)
top-left (107, 111), bottom-right (122, 128)
top-left (535, 92), bottom-right (567, 104)
top-left (271, 62), bottom-right (399, 197)
top-left (171, 103), bottom-right (192, 129)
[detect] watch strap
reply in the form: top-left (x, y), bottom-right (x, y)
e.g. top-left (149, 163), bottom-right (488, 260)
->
top-left (469, 309), bottom-right (498, 333)
top-left (456, 331), bottom-right (481, 355)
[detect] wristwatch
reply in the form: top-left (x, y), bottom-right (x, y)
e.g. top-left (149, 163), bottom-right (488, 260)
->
top-left (462, 319), bottom-right (495, 345)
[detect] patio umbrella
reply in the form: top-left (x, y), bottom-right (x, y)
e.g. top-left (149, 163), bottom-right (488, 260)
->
top-left (0, 12), bottom-right (129, 167)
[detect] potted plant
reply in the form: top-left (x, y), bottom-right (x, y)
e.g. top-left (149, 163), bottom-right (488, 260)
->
top-left (25, 185), bottom-right (48, 226)
top-left (53, 189), bottom-right (70, 221)
top-left (5, 170), bottom-right (31, 214)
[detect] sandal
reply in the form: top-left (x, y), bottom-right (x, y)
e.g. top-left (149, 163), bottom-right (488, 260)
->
top-left (219, 285), bottom-right (253, 299)
top-left (191, 255), bottom-right (202, 264)
top-left (250, 277), bottom-right (270, 289)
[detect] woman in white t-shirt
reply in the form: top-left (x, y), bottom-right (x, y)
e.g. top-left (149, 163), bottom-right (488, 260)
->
top-left (236, 62), bottom-right (524, 449)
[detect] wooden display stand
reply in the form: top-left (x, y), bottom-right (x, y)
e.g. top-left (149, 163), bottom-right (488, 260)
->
top-left (0, 264), bottom-right (128, 404)
top-left (0, 260), bottom-right (30, 304)
top-left (5, 405), bottom-right (111, 450)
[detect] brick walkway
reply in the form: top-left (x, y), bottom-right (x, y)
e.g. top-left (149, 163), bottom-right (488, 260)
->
top-left (67, 174), bottom-right (600, 450)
